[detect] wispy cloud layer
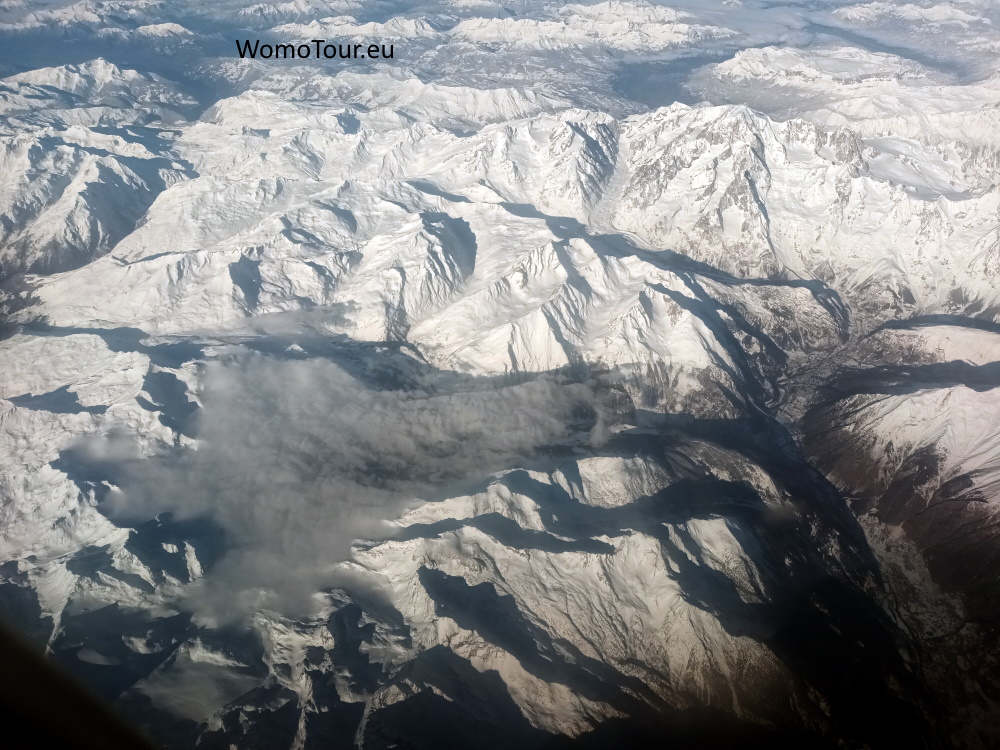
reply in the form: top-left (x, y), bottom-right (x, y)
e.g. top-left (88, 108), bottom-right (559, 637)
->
top-left (100, 354), bottom-right (601, 621)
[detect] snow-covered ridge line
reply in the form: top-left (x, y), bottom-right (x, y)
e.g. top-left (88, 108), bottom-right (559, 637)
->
top-left (2, 2), bottom-right (1000, 746)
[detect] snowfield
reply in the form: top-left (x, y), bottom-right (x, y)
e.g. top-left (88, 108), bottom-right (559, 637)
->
top-left (1, 1), bottom-right (999, 748)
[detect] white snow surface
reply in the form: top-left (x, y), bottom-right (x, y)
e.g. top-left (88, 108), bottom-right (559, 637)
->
top-left (1, 1), bottom-right (1000, 747)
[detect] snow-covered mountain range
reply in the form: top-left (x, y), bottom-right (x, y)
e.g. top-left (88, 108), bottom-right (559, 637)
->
top-left (1, 1), bottom-right (999, 748)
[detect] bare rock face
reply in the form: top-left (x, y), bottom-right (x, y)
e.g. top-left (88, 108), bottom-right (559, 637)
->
top-left (2, 1), bottom-right (1000, 748)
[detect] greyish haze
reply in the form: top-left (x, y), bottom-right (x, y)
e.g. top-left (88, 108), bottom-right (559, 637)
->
top-left (0, 1), bottom-right (999, 748)
top-left (99, 356), bottom-right (604, 621)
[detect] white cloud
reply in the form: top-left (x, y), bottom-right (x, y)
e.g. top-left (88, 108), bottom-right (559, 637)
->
top-left (100, 353), bottom-right (604, 622)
